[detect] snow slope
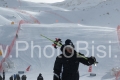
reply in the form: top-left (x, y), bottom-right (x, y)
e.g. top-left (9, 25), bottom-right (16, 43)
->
top-left (0, 15), bottom-right (10, 25)
top-left (52, 0), bottom-right (120, 27)
top-left (0, 0), bottom-right (120, 80)
top-left (3, 23), bottom-right (119, 80)
top-left (23, 0), bottom-right (65, 3)
top-left (52, 0), bottom-right (108, 10)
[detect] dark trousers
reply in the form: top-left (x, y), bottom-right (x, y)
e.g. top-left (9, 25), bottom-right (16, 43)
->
top-left (62, 71), bottom-right (79, 80)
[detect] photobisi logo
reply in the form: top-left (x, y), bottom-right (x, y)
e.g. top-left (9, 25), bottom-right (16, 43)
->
top-left (0, 40), bottom-right (113, 58)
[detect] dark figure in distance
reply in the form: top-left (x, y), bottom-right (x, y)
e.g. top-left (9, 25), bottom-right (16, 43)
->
top-left (0, 75), bottom-right (2, 80)
top-left (9, 75), bottom-right (13, 80)
top-left (21, 75), bottom-right (27, 80)
top-left (16, 74), bottom-right (20, 80)
top-left (37, 73), bottom-right (43, 80)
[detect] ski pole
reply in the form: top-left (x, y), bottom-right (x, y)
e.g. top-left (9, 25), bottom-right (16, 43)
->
top-left (40, 34), bottom-right (98, 65)
top-left (40, 34), bottom-right (62, 47)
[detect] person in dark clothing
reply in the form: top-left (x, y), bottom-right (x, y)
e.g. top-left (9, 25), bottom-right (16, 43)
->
top-left (0, 75), bottom-right (2, 80)
top-left (37, 73), bottom-right (43, 80)
top-left (53, 39), bottom-right (97, 80)
top-left (9, 75), bottom-right (13, 80)
top-left (3, 70), bottom-right (5, 80)
top-left (21, 75), bottom-right (27, 80)
top-left (14, 74), bottom-right (16, 80)
top-left (16, 74), bottom-right (20, 80)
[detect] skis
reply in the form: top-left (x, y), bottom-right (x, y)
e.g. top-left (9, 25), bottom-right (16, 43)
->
top-left (40, 34), bottom-right (62, 48)
top-left (40, 34), bottom-right (98, 65)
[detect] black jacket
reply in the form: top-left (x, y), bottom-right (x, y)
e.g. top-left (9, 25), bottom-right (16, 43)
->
top-left (53, 50), bottom-right (94, 80)
top-left (37, 75), bottom-right (43, 80)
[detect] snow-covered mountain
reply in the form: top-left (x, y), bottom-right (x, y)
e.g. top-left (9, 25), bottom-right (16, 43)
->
top-left (52, 0), bottom-right (108, 10)
top-left (52, 0), bottom-right (120, 27)
top-left (0, 0), bottom-right (120, 80)
top-left (0, 0), bottom-right (120, 26)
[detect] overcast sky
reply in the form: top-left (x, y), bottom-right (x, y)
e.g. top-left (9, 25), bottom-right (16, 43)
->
top-left (23, 0), bottom-right (65, 3)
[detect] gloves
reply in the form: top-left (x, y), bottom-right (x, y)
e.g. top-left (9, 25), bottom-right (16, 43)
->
top-left (88, 56), bottom-right (96, 65)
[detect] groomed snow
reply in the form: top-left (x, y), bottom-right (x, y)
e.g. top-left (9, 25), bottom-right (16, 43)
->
top-left (0, 0), bottom-right (120, 80)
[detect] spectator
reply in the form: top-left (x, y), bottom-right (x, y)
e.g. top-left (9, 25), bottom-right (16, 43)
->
top-left (37, 73), bottom-right (43, 80)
